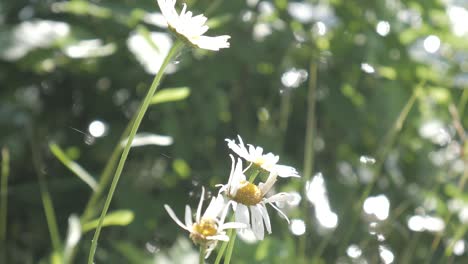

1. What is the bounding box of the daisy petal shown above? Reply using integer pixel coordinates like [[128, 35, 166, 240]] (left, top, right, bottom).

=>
[[259, 204, 271, 234], [250, 205, 264, 240], [184, 205, 193, 227], [235, 204, 250, 227], [206, 234, 229, 241], [196, 187, 205, 223], [220, 222, 247, 230], [164, 204, 190, 231]]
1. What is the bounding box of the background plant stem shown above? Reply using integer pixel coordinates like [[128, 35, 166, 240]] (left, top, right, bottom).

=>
[[31, 131, 62, 260], [87, 40, 184, 264], [0, 147, 10, 263], [299, 59, 317, 261]]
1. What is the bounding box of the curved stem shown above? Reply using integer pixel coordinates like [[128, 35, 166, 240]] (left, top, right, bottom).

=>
[[87, 40, 184, 264]]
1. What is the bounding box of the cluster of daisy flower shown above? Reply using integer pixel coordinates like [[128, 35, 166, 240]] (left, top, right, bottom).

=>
[[164, 136, 300, 258]]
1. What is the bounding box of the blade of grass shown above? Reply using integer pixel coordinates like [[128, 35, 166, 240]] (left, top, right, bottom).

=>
[[49, 143, 97, 191], [31, 133, 62, 260]]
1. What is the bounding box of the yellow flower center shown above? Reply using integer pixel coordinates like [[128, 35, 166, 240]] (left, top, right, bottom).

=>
[[253, 156, 266, 166], [190, 218, 217, 245], [231, 181, 263, 206]]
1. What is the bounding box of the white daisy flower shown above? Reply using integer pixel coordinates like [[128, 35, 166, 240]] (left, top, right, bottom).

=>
[[157, 0, 231, 51], [226, 135, 300, 178], [164, 187, 246, 258], [219, 155, 295, 240]]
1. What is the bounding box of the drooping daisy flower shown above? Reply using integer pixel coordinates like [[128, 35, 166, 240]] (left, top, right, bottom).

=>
[[226, 135, 300, 178], [157, 0, 231, 51], [164, 187, 246, 257], [219, 155, 295, 240]]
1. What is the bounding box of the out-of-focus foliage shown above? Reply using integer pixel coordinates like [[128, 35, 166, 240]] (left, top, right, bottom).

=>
[[2, 0, 468, 263]]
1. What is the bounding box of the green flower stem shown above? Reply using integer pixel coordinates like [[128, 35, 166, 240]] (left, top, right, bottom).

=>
[[87, 40, 184, 264], [199, 244, 206, 264], [81, 114, 136, 222], [248, 167, 261, 183], [214, 229, 231, 264], [223, 230, 237, 264]]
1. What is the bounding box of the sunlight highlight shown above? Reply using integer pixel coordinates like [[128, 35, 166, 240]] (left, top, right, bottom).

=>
[[423, 35, 440, 53], [407, 215, 445, 232], [306, 173, 339, 229], [88, 120, 107, 138], [363, 194, 390, 221], [289, 219, 306, 236], [376, 21, 390, 36]]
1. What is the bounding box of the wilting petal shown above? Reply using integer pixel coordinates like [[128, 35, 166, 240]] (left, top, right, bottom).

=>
[[250, 205, 265, 240], [220, 222, 247, 230], [235, 204, 250, 227], [206, 234, 229, 241], [265, 192, 294, 203], [203, 195, 224, 219], [196, 187, 205, 222], [184, 205, 193, 228], [164, 204, 189, 231], [274, 164, 300, 177], [267, 202, 290, 224], [259, 204, 271, 234]]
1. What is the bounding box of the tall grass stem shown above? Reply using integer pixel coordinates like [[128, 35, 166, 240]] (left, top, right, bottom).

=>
[[299, 60, 317, 260]]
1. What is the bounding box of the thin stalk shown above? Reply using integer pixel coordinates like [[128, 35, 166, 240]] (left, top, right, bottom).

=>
[[87, 41, 184, 264], [457, 87, 468, 118], [31, 136, 62, 257], [214, 229, 231, 264], [300, 60, 317, 261], [81, 114, 136, 222], [339, 86, 420, 254], [223, 230, 237, 264], [0, 148, 10, 263], [248, 167, 261, 183], [199, 244, 206, 264]]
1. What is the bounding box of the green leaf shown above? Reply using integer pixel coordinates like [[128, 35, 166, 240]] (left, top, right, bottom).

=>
[[49, 143, 97, 191], [82, 210, 134, 233], [150, 87, 190, 105]]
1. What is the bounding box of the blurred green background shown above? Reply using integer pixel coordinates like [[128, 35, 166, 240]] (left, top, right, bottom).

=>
[[2, 0, 468, 263]]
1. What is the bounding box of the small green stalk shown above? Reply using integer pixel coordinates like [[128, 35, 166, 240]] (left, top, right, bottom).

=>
[[199, 244, 206, 264], [223, 230, 237, 264], [248, 167, 261, 183], [87, 40, 184, 264], [214, 229, 231, 264]]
